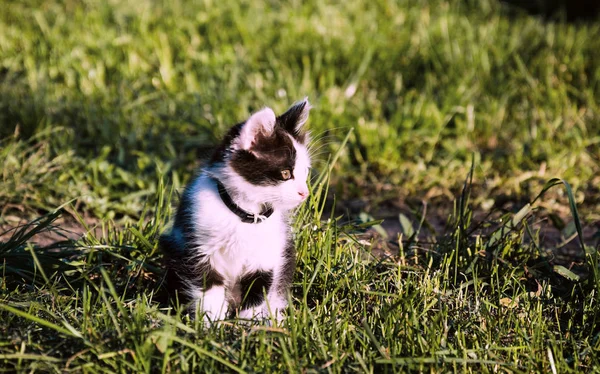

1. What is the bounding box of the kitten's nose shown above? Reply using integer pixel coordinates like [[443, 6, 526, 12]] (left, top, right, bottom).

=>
[[298, 190, 308, 199]]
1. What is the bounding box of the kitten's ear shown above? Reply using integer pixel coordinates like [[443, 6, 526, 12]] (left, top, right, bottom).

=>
[[237, 107, 276, 150], [278, 98, 311, 137]]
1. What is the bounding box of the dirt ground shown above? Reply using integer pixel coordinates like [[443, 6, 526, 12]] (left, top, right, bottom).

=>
[[1, 194, 598, 268]]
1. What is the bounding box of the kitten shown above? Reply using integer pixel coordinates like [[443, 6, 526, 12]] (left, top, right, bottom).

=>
[[160, 98, 311, 323]]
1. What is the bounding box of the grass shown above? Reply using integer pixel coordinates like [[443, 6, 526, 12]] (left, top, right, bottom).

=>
[[1, 165, 599, 372], [1, 0, 599, 372]]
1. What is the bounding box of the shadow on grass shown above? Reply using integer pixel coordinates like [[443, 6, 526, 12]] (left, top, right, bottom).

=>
[[0, 83, 218, 176], [500, 0, 600, 21], [0, 208, 169, 306]]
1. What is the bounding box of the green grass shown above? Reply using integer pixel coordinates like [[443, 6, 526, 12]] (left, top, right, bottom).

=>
[[1, 0, 600, 372], [1, 166, 599, 372]]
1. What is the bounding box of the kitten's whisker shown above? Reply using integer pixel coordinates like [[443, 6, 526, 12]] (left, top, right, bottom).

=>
[[306, 128, 350, 146], [308, 131, 342, 141], [306, 126, 351, 143], [307, 137, 338, 150], [308, 142, 334, 153], [308, 145, 334, 158], [308, 136, 336, 147], [307, 135, 337, 147], [308, 142, 337, 154], [309, 151, 331, 159]]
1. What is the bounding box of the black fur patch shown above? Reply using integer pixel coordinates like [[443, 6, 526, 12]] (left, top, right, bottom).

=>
[[208, 102, 308, 184], [162, 249, 225, 303], [160, 187, 225, 305], [277, 239, 297, 296], [209, 122, 244, 164], [239, 270, 273, 309], [161, 255, 225, 305], [277, 101, 308, 143], [168, 185, 197, 246], [230, 127, 297, 186]]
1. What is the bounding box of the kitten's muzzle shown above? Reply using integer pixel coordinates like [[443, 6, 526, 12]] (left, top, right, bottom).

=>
[[297, 186, 309, 200]]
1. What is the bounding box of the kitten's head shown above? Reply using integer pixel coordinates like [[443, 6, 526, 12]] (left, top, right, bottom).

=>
[[216, 98, 312, 210]]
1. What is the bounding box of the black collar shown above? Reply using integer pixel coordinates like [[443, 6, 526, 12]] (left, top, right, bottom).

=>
[[212, 178, 274, 224]]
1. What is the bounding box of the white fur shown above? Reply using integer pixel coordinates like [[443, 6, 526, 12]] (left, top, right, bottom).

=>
[[238, 292, 287, 322], [191, 285, 228, 321]]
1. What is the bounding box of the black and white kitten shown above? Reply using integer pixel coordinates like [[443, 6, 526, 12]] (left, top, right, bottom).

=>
[[160, 99, 311, 323]]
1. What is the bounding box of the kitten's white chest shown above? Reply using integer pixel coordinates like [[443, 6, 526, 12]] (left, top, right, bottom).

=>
[[190, 175, 288, 279], [210, 216, 287, 279]]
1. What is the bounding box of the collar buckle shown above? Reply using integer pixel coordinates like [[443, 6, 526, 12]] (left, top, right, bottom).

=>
[[213, 178, 274, 224]]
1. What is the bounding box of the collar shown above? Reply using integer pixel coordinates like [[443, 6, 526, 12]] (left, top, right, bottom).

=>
[[212, 178, 274, 224]]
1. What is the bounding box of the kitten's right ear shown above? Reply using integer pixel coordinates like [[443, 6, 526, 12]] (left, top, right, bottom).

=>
[[236, 107, 276, 150], [278, 98, 311, 137]]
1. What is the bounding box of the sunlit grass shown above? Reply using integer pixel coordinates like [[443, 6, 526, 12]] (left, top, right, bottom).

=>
[[1, 160, 599, 372], [1, 0, 599, 372], [1, 0, 599, 219]]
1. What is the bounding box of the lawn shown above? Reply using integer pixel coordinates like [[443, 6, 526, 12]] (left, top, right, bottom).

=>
[[1, 0, 599, 372]]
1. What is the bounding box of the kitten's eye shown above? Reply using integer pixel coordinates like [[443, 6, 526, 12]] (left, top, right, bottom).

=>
[[281, 169, 292, 180]]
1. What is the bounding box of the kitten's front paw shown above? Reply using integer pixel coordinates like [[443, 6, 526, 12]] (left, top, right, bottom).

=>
[[237, 306, 266, 321], [237, 299, 287, 325], [187, 285, 229, 326]]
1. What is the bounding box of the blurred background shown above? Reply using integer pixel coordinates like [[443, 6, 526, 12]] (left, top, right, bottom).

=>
[[1, 0, 599, 231]]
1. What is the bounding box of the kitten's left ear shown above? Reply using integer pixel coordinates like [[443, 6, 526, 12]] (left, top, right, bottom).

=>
[[277, 97, 311, 138]]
